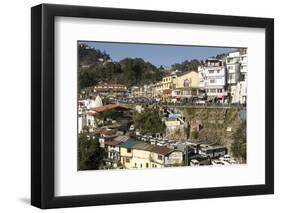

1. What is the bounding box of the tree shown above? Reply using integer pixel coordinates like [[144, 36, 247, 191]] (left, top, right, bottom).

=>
[[171, 59, 202, 71], [78, 133, 105, 170], [231, 121, 247, 162], [133, 109, 166, 134], [191, 130, 199, 139], [78, 47, 166, 90]]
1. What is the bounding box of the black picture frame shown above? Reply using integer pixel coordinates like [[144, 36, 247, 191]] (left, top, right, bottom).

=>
[[31, 3, 274, 209]]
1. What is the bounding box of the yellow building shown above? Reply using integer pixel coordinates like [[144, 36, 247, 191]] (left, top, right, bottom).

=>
[[159, 71, 200, 101], [175, 70, 199, 89], [119, 139, 138, 168], [118, 140, 184, 169], [160, 73, 177, 101], [172, 71, 201, 99]]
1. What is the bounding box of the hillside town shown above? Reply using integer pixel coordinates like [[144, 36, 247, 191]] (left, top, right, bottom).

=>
[[78, 48, 247, 170]]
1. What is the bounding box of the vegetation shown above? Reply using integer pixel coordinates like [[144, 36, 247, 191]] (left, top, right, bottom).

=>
[[100, 109, 121, 121], [215, 53, 228, 60], [191, 130, 199, 139], [231, 121, 247, 162], [78, 44, 165, 90], [78, 132, 105, 170], [79, 44, 110, 66], [133, 109, 166, 134], [171, 59, 203, 71]]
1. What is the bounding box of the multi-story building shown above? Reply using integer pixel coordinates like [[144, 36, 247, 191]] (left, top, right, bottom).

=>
[[239, 53, 247, 104], [94, 83, 127, 96], [198, 58, 227, 102], [131, 86, 143, 97], [151, 82, 162, 98], [171, 70, 202, 100], [117, 139, 184, 169], [160, 72, 177, 101], [226, 50, 247, 104], [226, 51, 241, 85]]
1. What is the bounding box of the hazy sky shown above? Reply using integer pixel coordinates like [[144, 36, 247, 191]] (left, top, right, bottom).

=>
[[80, 41, 236, 67]]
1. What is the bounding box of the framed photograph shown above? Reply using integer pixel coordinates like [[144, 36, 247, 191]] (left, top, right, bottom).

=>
[[31, 3, 274, 209]]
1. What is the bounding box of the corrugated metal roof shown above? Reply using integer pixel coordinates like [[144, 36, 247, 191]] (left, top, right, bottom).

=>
[[113, 135, 129, 143], [150, 146, 173, 155], [117, 138, 138, 149]]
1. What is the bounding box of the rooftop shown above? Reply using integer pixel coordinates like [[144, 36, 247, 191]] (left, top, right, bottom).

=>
[[92, 104, 129, 113], [150, 145, 174, 155], [104, 140, 124, 146], [117, 138, 139, 149], [94, 83, 127, 88], [113, 135, 130, 143]]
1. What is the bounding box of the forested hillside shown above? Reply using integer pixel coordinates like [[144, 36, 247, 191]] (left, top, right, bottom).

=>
[[79, 44, 165, 90]]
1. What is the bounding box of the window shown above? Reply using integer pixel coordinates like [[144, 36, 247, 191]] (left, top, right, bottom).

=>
[[229, 73, 234, 80], [217, 89, 223, 93], [125, 158, 130, 163], [240, 74, 245, 81], [140, 164, 142, 168], [127, 148, 131, 153], [228, 66, 233, 70], [184, 79, 189, 88], [210, 79, 215, 83], [135, 163, 137, 167], [208, 70, 214, 74], [146, 163, 149, 168], [158, 155, 163, 160]]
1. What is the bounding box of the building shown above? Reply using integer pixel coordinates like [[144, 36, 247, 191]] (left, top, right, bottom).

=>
[[94, 83, 127, 96], [171, 70, 202, 100], [98, 128, 121, 148], [78, 105, 87, 133], [131, 86, 143, 97], [225, 50, 247, 104], [118, 139, 139, 168], [78, 95, 103, 131], [239, 53, 247, 104], [118, 139, 184, 169], [198, 58, 227, 102], [198, 145, 227, 158], [78, 94, 130, 132], [160, 72, 177, 101], [226, 51, 241, 85], [104, 135, 129, 164]]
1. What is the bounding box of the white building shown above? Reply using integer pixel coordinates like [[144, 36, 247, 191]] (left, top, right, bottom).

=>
[[78, 95, 103, 132], [239, 53, 247, 104], [226, 50, 247, 104], [198, 58, 227, 101], [78, 106, 87, 133], [226, 51, 241, 85]]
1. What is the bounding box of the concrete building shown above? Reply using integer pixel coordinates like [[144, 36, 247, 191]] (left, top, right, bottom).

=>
[[94, 83, 127, 96], [238, 53, 247, 104], [171, 70, 201, 100], [117, 139, 184, 169], [118, 139, 138, 168], [198, 145, 227, 158], [160, 73, 177, 101], [198, 58, 227, 102], [226, 50, 247, 104]]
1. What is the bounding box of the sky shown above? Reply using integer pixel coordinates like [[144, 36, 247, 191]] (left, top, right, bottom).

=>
[[80, 41, 236, 67]]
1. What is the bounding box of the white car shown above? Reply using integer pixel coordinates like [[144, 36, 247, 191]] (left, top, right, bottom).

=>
[[194, 100, 206, 105], [129, 125, 134, 131], [190, 159, 199, 166]]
